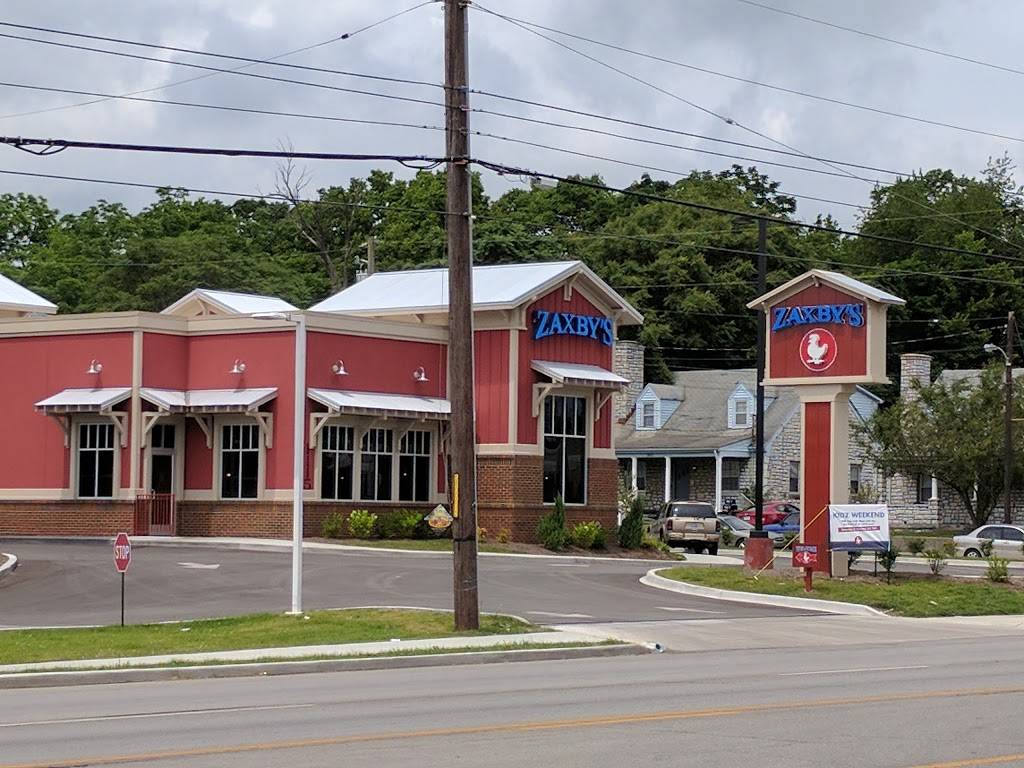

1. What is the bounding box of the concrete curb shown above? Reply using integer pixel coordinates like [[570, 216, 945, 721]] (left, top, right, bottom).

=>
[[0, 553, 17, 580], [0, 643, 646, 689], [640, 568, 889, 617]]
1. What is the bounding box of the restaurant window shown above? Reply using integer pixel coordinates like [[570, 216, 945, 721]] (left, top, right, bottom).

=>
[[850, 463, 862, 496], [221, 423, 260, 499], [543, 395, 587, 504], [399, 430, 431, 502], [361, 428, 394, 501], [150, 423, 175, 449], [320, 425, 354, 500], [789, 461, 800, 495], [77, 422, 115, 498], [722, 458, 742, 491], [641, 402, 655, 429]]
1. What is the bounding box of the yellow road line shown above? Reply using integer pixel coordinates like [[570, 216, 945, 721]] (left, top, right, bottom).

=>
[[4, 685, 1024, 768], [905, 755, 1024, 767]]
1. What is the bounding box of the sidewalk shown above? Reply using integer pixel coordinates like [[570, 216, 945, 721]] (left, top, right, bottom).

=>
[[0, 628, 618, 674]]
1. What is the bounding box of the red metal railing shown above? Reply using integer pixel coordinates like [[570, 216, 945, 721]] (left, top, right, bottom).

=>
[[133, 493, 176, 536]]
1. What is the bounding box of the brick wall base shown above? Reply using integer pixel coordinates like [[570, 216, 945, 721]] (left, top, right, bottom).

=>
[[0, 500, 134, 537]]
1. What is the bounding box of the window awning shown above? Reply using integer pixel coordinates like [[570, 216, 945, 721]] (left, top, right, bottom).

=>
[[532, 360, 629, 390], [140, 388, 277, 413], [35, 387, 131, 413], [308, 388, 451, 420]]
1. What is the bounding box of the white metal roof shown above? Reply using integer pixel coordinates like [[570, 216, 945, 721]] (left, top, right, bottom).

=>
[[309, 260, 643, 324], [531, 360, 629, 389], [140, 388, 277, 412], [35, 387, 130, 412], [308, 388, 451, 420], [747, 269, 905, 309], [0, 272, 57, 315], [161, 288, 298, 316]]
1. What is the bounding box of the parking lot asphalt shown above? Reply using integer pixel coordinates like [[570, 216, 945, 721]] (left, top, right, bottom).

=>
[[0, 540, 817, 628]]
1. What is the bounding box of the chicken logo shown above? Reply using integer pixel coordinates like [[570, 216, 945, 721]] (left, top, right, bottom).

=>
[[800, 328, 838, 372]]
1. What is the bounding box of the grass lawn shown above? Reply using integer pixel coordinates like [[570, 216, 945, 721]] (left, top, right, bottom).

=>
[[659, 567, 1024, 618], [0, 609, 535, 665]]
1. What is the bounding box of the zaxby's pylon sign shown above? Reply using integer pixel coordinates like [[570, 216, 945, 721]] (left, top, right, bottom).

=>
[[748, 271, 905, 574]]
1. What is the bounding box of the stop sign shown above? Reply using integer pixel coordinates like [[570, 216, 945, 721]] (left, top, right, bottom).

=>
[[113, 532, 131, 573]]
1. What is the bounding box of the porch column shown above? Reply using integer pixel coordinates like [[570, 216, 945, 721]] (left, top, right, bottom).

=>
[[930, 475, 939, 501], [663, 456, 671, 503], [630, 456, 638, 493], [714, 450, 723, 514]]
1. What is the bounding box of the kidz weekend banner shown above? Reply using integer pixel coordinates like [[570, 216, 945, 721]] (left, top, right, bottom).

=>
[[828, 504, 891, 552]]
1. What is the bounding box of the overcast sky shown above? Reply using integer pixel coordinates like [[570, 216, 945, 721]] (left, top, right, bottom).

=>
[[0, 0, 1020, 227]]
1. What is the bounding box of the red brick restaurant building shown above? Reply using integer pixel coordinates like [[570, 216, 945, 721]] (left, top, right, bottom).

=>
[[0, 262, 642, 541]]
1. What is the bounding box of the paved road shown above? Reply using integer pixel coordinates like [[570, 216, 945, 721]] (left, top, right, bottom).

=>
[[0, 541, 814, 628], [3, 635, 1024, 767]]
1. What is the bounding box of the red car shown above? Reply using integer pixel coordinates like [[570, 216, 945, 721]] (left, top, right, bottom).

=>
[[734, 501, 799, 527]]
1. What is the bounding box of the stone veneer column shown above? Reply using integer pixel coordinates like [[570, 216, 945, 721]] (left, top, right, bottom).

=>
[[612, 340, 644, 421]]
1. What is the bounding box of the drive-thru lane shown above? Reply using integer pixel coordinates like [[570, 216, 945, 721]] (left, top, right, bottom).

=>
[[0, 540, 816, 627]]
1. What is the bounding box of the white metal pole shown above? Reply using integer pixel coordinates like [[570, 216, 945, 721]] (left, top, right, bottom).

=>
[[291, 314, 306, 614]]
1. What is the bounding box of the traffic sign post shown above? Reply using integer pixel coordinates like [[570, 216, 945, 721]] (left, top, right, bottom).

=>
[[113, 532, 131, 626], [793, 543, 818, 592]]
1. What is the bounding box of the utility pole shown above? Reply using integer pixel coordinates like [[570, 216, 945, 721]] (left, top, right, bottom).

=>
[[754, 219, 767, 533], [1004, 311, 1015, 523], [366, 235, 376, 277], [444, 0, 480, 630]]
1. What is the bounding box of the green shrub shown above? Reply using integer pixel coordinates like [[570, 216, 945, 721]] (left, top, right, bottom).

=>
[[592, 522, 606, 550], [924, 547, 948, 575], [987, 555, 1010, 583], [378, 510, 422, 539], [569, 521, 604, 550], [477, 527, 488, 544], [878, 546, 901, 584], [641, 533, 672, 555], [321, 511, 345, 539], [905, 537, 926, 556], [720, 526, 735, 547], [537, 495, 567, 551], [980, 539, 994, 558], [618, 495, 646, 549], [347, 509, 378, 539], [497, 528, 511, 544]]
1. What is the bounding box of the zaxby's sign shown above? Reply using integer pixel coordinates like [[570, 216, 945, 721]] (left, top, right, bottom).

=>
[[533, 311, 614, 347]]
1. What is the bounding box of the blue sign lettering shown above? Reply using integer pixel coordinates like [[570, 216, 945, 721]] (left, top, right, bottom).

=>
[[771, 302, 865, 332], [533, 310, 614, 346]]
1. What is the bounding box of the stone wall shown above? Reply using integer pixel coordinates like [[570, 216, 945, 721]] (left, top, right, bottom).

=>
[[612, 340, 644, 422]]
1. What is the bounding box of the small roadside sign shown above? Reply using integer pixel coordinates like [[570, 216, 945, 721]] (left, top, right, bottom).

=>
[[425, 504, 453, 533], [793, 543, 818, 567], [113, 532, 131, 573]]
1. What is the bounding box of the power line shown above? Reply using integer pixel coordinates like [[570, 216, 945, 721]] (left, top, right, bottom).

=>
[[0, 19, 441, 91], [0, 136, 447, 166], [734, 0, 1024, 80], [472, 5, 1024, 256], [0, 32, 444, 110], [0, 0, 438, 121], [470, 4, 1024, 145]]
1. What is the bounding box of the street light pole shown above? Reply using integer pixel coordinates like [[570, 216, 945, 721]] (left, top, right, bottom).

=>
[[1005, 313, 1015, 524], [253, 311, 306, 614]]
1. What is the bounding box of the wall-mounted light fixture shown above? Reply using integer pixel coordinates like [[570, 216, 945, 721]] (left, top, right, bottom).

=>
[[230, 359, 247, 375], [413, 366, 429, 382], [331, 360, 349, 376], [87, 359, 103, 375]]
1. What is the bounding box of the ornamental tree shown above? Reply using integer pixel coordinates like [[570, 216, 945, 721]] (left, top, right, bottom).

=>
[[858, 364, 1024, 527]]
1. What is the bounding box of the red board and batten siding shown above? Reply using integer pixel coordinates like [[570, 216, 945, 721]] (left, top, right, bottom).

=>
[[769, 285, 867, 380], [0, 332, 133, 490], [516, 289, 614, 448], [803, 401, 831, 572], [474, 329, 509, 444]]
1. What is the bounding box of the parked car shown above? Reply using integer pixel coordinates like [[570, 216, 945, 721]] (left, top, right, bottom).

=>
[[954, 524, 1024, 560], [651, 501, 721, 555], [718, 515, 785, 549], [734, 501, 799, 527], [764, 511, 801, 536]]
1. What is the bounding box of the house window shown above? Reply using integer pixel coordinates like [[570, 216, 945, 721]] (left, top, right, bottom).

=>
[[77, 422, 115, 498], [221, 424, 259, 499], [360, 428, 394, 501], [399, 430, 432, 502], [789, 461, 800, 495], [636, 461, 647, 491], [543, 395, 587, 504], [722, 459, 743, 491], [734, 398, 750, 428], [150, 423, 175, 449], [850, 463, 862, 496], [320, 425, 354, 500], [915, 473, 932, 504], [641, 402, 655, 429]]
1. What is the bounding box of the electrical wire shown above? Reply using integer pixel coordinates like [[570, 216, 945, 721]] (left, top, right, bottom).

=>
[[0, 0, 438, 121]]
